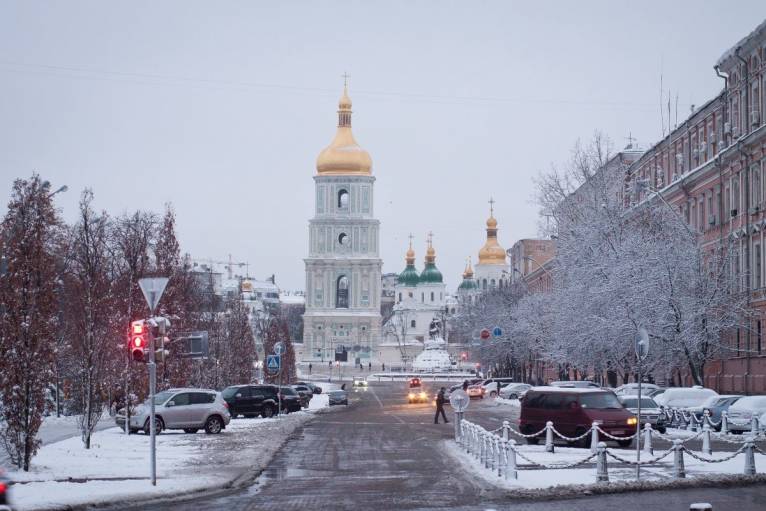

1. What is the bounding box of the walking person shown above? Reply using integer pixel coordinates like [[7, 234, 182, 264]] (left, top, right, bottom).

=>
[[309, 363, 312, 375], [434, 387, 449, 424]]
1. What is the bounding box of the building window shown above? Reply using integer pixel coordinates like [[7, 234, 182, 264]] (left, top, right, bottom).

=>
[[758, 320, 763, 354], [482, 279, 487, 290], [338, 189, 349, 209], [336, 275, 349, 309], [752, 164, 762, 207], [732, 176, 740, 214], [398, 292, 402, 302], [755, 244, 762, 289], [430, 291, 434, 302], [410, 320, 416, 328], [408, 291, 413, 298], [490, 279, 496, 288], [421, 292, 424, 302]]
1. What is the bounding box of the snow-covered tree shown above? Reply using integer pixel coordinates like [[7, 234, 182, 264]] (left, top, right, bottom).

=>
[[0, 175, 61, 470]]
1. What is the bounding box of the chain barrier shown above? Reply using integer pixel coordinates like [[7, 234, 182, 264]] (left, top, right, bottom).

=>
[[683, 444, 746, 463], [506, 425, 547, 439], [605, 447, 674, 465], [595, 426, 639, 441], [549, 424, 595, 442], [513, 449, 598, 469], [653, 429, 704, 444]]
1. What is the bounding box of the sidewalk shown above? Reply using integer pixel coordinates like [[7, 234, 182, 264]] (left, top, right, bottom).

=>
[[6, 396, 333, 511]]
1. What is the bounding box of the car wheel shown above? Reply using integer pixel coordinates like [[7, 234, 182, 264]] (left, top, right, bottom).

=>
[[508, 393, 518, 400], [143, 417, 163, 435], [490, 391, 497, 398], [205, 416, 223, 434], [262, 405, 275, 418], [617, 439, 632, 448], [183, 428, 198, 434], [657, 426, 667, 434]]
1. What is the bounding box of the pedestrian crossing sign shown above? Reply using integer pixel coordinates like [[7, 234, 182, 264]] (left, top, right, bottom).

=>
[[266, 354, 281, 374]]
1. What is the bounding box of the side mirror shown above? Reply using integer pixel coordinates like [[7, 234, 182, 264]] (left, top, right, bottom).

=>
[[235, 393, 242, 398], [166, 401, 175, 407]]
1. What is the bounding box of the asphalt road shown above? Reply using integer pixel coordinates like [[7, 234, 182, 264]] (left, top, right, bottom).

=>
[[120, 382, 766, 511]]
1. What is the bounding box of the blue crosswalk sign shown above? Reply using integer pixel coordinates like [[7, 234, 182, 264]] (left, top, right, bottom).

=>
[[266, 354, 281, 372]]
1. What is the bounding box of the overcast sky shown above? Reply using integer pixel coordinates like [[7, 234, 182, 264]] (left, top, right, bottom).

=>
[[1, 1, 764, 290]]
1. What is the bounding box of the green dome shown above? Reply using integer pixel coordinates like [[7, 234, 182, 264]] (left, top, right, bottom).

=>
[[399, 264, 420, 287], [419, 262, 443, 284], [458, 278, 478, 290]]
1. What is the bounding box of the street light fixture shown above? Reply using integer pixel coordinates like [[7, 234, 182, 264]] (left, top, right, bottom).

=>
[[45, 183, 68, 198]]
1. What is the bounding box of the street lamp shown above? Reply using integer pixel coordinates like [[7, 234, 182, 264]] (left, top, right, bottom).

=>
[[43, 182, 68, 198]]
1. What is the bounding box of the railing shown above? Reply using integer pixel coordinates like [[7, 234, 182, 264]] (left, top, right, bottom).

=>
[[455, 418, 764, 483], [660, 407, 761, 437]]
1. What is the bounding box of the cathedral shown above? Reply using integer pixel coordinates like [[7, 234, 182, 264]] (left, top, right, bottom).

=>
[[302, 83, 383, 365]]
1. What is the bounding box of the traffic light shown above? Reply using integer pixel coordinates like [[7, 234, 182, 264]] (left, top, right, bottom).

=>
[[129, 320, 147, 363]]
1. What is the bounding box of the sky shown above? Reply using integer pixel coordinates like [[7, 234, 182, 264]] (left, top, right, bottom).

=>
[[1, 1, 765, 291]]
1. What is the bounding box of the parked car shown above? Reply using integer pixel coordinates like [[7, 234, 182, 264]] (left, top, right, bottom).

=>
[[328, 389, 348, 406], [519, 387, 637, 447], [481, 378, 516, 397], [499, 383, 532, 400], [726, 396, 766, 433], [614, 383, 661, 395], [295, 381, 323, 394], [278, 386, 303, 413], [116, 388, 230, 434], [0, 468, 10, 511], [645, 388, 666, 399], [689, 395, 742, 430], [292, 385, 313, 408], [222, 384, 281, 418], [653, 387, 718, 411], [549, 380, 600, 389], [449, 379, 482, 393], [618, 395, 666, 433], [466, 383, 485, 399]]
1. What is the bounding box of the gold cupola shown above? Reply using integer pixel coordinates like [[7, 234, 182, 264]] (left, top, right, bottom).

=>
[[478, 199, 507, 265], [316, 80, 372, 175], [462, 257, 475, 279]]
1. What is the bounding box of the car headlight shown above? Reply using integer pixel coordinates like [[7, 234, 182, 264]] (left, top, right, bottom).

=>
[[408, 393, 415, 399], [627, 417, 638, 426], [419, 392, 427, 399]]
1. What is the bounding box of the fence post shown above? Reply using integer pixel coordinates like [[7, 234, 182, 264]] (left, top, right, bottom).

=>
[[480, 432, 486, 464], [485, 434, 493, 470], [590, 422, 599, 453], [703, 409, 711, 429], [673, 439, 685, 479], [545, 421, 555, 453], [502, 420, 510, 442], [643, 423, 653, 455], [750, 415, 760, 436], [702, 423, 712, 456], [721, 411, 729, 435], [596, 442, 608, 483], [744, 436, 756, 476], [495, 437, 503, 476], [505, 439, 518, 480]]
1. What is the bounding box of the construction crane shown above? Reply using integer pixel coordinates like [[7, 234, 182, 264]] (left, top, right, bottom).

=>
[[192, 254, 249, 280]]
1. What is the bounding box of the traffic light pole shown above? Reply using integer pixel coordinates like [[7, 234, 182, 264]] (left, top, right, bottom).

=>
[[148, 321, 157, 486]]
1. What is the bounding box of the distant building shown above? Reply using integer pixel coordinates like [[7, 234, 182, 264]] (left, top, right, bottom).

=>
[[474, 201, 511, 290]]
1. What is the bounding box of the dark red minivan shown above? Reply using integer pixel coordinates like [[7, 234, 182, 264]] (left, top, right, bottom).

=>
[[519, 387, 637, 447]]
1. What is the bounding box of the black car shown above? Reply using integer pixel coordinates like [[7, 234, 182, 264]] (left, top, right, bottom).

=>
[[296, 381, 323, 394], [278, 386, 303, 413], [292, 385, 313, 408], [328, 389, 348, 406], [222, 384, 280, 418]]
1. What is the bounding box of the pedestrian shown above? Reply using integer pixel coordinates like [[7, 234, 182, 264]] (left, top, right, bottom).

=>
[[309, 363, 312, 375], [434, 387, 449, 424], [368, 362, 371, 371], [382, 363, 386, 371], [462, 379, 469, 392], [329, 360, 332, 369]]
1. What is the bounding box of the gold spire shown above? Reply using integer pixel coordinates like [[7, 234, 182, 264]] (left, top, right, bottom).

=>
[[316, 77, 372, 175], [425, 231, 436, 264], [405, 233, 415, 265], [478, 199, 506, 265], [463, 256, 474, 278]]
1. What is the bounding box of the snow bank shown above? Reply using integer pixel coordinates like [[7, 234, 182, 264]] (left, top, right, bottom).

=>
[[494, 397, 520, 408], [309, 393, 330, 410]]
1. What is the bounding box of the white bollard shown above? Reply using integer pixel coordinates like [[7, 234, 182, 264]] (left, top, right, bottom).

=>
[[702, 423, 712, 456], [689, 504, 713, 510], [643, 423, 653, 455], [744, 436, 756, 476], [495, 437, 503, 476], [721, 411, 729, 435], [703, 409, 712, 429], [673, 439, 686, 479], [505, 439, 518, 480], [545, 421, 555, 453], [502, 420, 510, 442], [750, 415, 759, 436], [596, 441, 608, 482], [590, 422, 599, 453]]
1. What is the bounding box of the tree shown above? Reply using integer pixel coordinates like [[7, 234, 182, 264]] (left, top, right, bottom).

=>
[[262, 317, 296, 384], [0, 175, 61, 470]]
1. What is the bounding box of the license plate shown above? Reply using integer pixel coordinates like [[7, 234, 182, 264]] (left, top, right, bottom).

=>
[[611, 430, 625, 435]]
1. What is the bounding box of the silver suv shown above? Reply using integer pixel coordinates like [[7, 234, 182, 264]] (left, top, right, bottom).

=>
[[116, 388, 231, 435]]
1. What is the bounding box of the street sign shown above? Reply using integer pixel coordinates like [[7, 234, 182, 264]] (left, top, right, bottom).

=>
[[138, 277, 169, 313], [176, 331, 209, 359], [449, 389, 470, 412], [266, 354, 281, 374], [635, 327, 650, 360], [492, 326, 503, 338], [273, 342, 285, 355], [479, 329, 491, 340]]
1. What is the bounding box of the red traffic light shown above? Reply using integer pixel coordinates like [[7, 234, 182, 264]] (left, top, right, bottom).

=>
[[480, 329, 491, 340], [129, 320, 147, 363]]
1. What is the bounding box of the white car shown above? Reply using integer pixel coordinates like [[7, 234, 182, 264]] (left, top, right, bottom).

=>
[[481, 378, 516, 397], [466, 384, 485, 399], [499, 383, 532, 400], [653, 387, 718, 410], [726, 396, 766, 433], [615, 383, 661, 395]]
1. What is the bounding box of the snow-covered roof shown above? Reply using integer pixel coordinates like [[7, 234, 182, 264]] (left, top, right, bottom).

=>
[[279, 293, 305, 305], [528, 386, 605, 394], [716, 19, 766, 68]]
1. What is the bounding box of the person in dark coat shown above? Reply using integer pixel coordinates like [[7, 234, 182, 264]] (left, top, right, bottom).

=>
[[434, 387, 449, 424]]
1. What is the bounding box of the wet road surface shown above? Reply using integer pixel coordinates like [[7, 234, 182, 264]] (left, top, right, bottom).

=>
[[119, 382, 766, 511]]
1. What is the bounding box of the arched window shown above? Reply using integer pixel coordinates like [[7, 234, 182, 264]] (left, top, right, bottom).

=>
[[410, 320, 416, 328], [338, 189, 349, 209], [421, 292, 425, 302], [398, 292, 402, 302], [490, 279, 496, 288], [482, 279, 487, 290], [430, 291, 434, 302], [336, 275, 349, 308]]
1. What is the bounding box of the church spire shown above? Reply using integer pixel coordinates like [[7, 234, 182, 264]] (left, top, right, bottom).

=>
[[338, 72, 352, 127]]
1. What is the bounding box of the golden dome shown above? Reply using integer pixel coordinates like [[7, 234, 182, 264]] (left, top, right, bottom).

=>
[[463, 257, 474, 278], [478, 205, 507, 265], [316, 83, 372, 175], [405, 236, 416, 265], [241, 279, 253, 292]]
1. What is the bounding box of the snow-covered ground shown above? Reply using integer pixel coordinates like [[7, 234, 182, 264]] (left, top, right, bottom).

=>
[[444, 439, 761, 492], [493, 397, 520, 408], [6, 394, 331, 511]]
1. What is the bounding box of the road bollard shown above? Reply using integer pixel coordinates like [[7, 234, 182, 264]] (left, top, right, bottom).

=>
[[643, 423, 653, 455], [703, 409, 711, 429], [590, 422, 599, 453], [750, 415, 759, 436], [721, 411, 729, 435], [673, 439, 685, 479], [485, 435, 493, 470], [502, 420, 510, 442], [689, 504, 713, 510], [505, 439, 518, 480], [744, 436, 756, 476], [495, 437, 503, 476], [455, 411, 464, 443], [702, 423, 712, 456], [545, 421, 555, 453], [596, 441, 608, 482], [480, 432, 486, 464]]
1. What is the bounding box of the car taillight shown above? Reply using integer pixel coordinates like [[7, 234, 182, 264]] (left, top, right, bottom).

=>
[[0, 482, 6, 494], [222, 402, 229, 408]]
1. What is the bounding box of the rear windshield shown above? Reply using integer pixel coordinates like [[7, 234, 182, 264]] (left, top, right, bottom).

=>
[[580, 393, 623, 409], [280, 387, 297, 395], [221, 387, 239, 399], [621, 397, 658, 408]]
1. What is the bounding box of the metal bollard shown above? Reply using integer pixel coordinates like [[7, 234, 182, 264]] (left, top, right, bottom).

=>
[[689, 504, 713, 510], [505, 439, 518, 480], [643, 423, 653, 455], [702, 423, 712, 456], [721, 411, 729, 435], [744, 436, 756, 476], [545, 421, 555, 453], [596, 441, 608, 482], [673, 439, 686, 479], [502, 420, 510, 442], [590, 422, 599, 453]]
